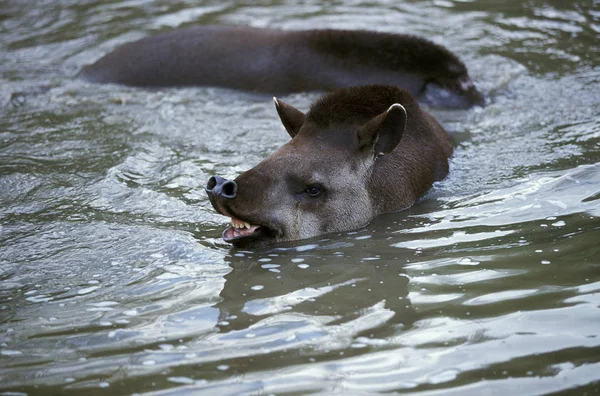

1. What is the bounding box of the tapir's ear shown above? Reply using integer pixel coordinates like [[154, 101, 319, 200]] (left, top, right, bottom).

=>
[[274, 97, 305, 138], [357, 104, 407, 155]]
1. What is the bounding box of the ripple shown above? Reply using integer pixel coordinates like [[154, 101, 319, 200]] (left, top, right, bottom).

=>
[[463, 289, 539, 306], [412, 269, 525, 286]]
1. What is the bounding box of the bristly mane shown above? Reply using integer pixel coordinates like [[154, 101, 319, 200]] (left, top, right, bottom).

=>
[[306, 85, 418, 127], [305, 29, 467, 79]]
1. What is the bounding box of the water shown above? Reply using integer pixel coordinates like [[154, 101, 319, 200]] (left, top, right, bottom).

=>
[[1, 0, 599, 394]]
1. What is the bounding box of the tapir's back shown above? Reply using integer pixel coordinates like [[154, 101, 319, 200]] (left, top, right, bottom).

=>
[[80, 25, 483, 108], [80, 26, 288, 90]]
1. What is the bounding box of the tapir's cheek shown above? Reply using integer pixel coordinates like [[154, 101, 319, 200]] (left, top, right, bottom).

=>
[[295, 212, 324, 240]]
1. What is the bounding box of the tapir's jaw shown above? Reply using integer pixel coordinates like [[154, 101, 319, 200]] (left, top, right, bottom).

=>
[[206, 191, 281, 247], [220, 214, 282, 247], [222, 216, 264, 245]]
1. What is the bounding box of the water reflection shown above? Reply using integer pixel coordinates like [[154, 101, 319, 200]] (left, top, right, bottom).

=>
[[217, 248, 416, 333]]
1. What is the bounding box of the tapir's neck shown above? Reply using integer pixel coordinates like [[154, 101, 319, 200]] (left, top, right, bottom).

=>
[[368, 111, 453, 215]]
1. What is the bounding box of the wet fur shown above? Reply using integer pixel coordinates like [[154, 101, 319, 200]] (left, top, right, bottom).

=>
[[81, 25, 483, 108], [210, 85, 453, 247]]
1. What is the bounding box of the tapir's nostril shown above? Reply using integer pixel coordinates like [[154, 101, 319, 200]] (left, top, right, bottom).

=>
[[206, 176, 218, 191], [221, 180, 237, 198], [206, 175, 236, 199]]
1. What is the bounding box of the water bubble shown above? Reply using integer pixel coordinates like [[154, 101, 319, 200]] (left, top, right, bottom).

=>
[[261, 264, 280, 269], [1, 350, 23, 356], [457, 257, 480, 266], [251, 285, 264, 291], [26, 295, 52, 303], [296, 244, 317, 252], [78, 286, 100, 295], [168, 377, 195, 384], [158, 344, 174, 351], [92, 301, 119, 307]]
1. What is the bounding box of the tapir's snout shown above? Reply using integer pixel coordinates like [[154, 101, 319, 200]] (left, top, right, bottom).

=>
[[205, 175, 272, 246], [205, 176, 237, 215], [458, 76, 485, 107]]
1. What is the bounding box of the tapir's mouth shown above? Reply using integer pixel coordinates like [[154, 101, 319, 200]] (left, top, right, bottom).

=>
[[221, 215, 278, 247], [207, 189, 279, 246], [223, 216, 263, 243]]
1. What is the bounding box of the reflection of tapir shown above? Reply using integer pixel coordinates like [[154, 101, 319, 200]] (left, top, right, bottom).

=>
[[80, 25, 483, 108], [206, 85, 452, 247], [216, 250, 417, 333]]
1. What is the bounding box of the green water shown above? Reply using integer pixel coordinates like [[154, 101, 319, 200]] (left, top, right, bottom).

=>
[[1, 0, 599, 394]]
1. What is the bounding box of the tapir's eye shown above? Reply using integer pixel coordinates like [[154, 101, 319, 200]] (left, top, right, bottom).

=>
[[305, 184, 323, 198]]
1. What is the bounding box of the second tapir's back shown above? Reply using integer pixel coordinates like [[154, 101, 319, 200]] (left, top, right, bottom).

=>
[[305, 85, 453, 215]]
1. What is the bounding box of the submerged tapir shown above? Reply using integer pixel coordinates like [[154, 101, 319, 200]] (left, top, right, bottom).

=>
[[205, 85, 453, 247], [81, 25, 483, 108]]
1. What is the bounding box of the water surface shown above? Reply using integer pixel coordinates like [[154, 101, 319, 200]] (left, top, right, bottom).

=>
[[1, 0, 599, 394]]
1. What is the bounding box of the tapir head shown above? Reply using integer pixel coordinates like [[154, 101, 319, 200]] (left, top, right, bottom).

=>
[[206, 89, 409, 247]]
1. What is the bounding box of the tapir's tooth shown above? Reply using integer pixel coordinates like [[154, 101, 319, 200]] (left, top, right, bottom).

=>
[[229, 218, 253, 229]]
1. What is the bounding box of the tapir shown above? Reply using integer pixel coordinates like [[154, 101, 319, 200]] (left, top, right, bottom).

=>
[[81, 25, 483, 108], [205, 85, 453, 247]]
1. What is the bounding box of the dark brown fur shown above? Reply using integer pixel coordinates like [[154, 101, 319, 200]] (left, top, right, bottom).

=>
[[206, 85, 453, 247], [81, 25, 483, 108], [306, 85, 451, 213], [304, 29, 467, 88]]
